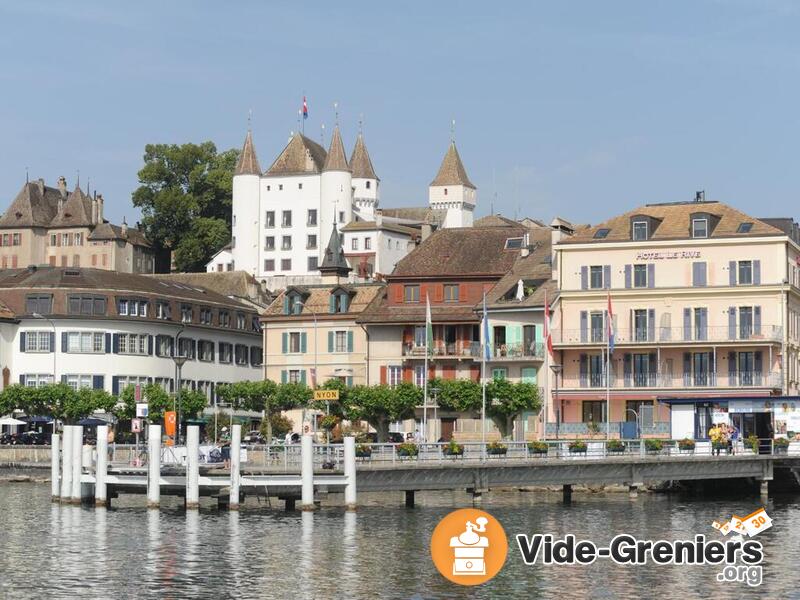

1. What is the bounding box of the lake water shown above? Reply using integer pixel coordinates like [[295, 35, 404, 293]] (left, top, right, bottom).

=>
[[0, 482, 797, 599]]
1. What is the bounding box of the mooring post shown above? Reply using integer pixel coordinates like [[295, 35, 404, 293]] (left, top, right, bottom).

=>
[[50, 432, 60, 502], [70, 425, 83, 504], [759, 480, 769, 498], [629, 484, 640, 500], [230, 424, 241, 510], [563, 484, 573, 504], [301, 434, 315, 511], [60, 426, 72, 503], [147, 424, 161, 509], [344, 436, 357, 511], [186, 425, 200, 510], [405, 490, 415, 508], [96, 425, 108, 507]]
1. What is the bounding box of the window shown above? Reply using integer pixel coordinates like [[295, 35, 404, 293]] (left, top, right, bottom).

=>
[[25, 294, 52, 315], [236, 313, 246, 329], [118, 298, 147, 317], [251, 316, 262, 333], [265, 211, 275, 228], [366, 181, 371, 189], [632, 221, 648, 241], [692, 218, 708, 238], [50, 234, 57, 247], [68, 295, 107, 316], [492, 368, 508, 380], [334, 331, 348, 352], [178, 338, 196, 359], [66, 332, 105, 353], [281, 259, 292, 271], [352, 238, 359, 250], [307, 209, 317, 226], [590, 312, 605, 343], [288, 370, 302, 383], [218, 342, 233, 364], [62, 233, 70, 246], [181, 304, 193, 323], [633, 309, 648, 341], [282, 210, 292, 227], [331, 292, 349, 313], [279, 184, 283, 191], [118, 333, 148, 355], [694, 307, 708, 341], [593, 228, 610, 239], [250, 347, 263, 367], [633, 264, 647, 288], [12, 233, 20, 245], [265, 236, 275, 251], [219, 311, 231, 327], [266, 185, 271, 192], [264, 259, 275, 271], [413, 325, 426, 348], [308, 256, 318, 271], [62, 374, 91, 390], [444, 284, 459, 302], [235, 344, 249, 365], [74, 233, 83, 246], [24, 331, 51, 352], [504, 237, 523, 249], [23, 374, 53, 387], [364, 237, 371, 250], [414, 365, 426, 387], [338, 211, 345, 223], [281, 236, 292, 250], [627, 400, 654, 427], [198, 340, 215, 362], [404, 285, 420, 303], [388, 365, 402, 387], [199, 308, 213, 325], [589, 266, 604, 289], [307, 235, 317, 249], [737, 222, 753, 233], [156, 301, 171, 320], [582, 401, 604, 423], [298, 183, 303, 190], [739, 306, 754, 339], [737, 261, 753, 285]]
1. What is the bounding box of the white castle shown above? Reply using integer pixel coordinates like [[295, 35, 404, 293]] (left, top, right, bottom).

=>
[[207, 125, 477, 287]]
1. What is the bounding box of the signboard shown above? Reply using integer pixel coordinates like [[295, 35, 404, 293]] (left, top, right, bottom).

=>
[[132, 418, 142, 433], [134, 384, 142, 403], [635, 250, 701, 261], [314, 390, 340, 401], [164, 411, 177, 437], [136, 403, 149, 418]]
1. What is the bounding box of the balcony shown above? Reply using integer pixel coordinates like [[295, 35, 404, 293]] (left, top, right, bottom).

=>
[[553, 325, 782, 346], [490, 342, 544, 361], [403, 340, 480, 358], [560, 371, 782, 390]]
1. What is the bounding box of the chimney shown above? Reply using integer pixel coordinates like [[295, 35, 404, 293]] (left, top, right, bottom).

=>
[[91, 192, 98, 225], [520, 232, 530, 257], [57, 176, 67, 198], [121, 217, 128, 237], [421, 223, 433, 241], [376, 212, 383, 228], [96, 194, 104, 223], [36, 178, 45, 196]]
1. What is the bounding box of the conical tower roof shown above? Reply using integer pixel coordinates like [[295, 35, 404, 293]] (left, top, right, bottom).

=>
[[430, 142, 475, 189], [349, 133, 378, 180], [235, 130, 261, 175], [50, 183, 93, 227], [319, 222, 351, 276], [323, 126, 350, 172]]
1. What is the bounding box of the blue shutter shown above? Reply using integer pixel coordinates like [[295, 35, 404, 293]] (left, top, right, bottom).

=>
[[647, 264, 655, 288], [683, 353, 691, 386], [61, 332, 68, 352], [281, 370, 287, 384], [19, 332, 26, 352], [647, 309, 655, 342], [283, 296, 290, 314], [580, 266, 588, 290], [148, 335, 154, 355], [328, 331, 334, 352], [754, 306, 761, 335], [105, 333, 111, 353], [281, 332, 288, 354], [624, 265, 631, 289], [693, 262, 706, 287], [346, 376, 353, 387], [50, 332, 55, 353], [92, 375, 104, 390], [753, 260, 761, 285], [300, 370, 307, 384], [728, 307, 737, 340], [112, 376, 120, 396], [61, 375, 67, 384], [342, 295, 350, 312], [19, 374, 25, 385], [623, 353, 632, 387], [300, 332, 307, 353], [329, 295, 336, 313], [729, 261, 737, 286], [603, 265, 611, 289], [728, 351, 736, 384], [113, 333, 120, 353], [347, 331, 354, 353], [698, 308, 707, 341], [580, 311, 588, 343], [683, 308, 691, 340]]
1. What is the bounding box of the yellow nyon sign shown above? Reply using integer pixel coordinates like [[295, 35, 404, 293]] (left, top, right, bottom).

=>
[[314, 390, 340, 401]]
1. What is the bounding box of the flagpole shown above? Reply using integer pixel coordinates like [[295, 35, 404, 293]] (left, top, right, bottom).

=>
[[606, 293, 611, 440], [423, 293, 431, 444], [481, 291, 487, 461]]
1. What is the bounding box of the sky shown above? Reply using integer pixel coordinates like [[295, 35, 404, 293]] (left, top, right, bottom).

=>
[[1, 1, 800, 228]]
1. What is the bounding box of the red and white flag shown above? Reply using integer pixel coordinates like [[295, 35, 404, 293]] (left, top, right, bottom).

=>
[[544, 291, 554, 358]]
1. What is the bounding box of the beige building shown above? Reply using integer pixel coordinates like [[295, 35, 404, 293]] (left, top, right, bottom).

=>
[[0, 177, 154, 273], [550, 198, 800, 441]]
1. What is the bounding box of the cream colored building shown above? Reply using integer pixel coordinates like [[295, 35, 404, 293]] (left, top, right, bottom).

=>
[[549, 199, 800, 441]]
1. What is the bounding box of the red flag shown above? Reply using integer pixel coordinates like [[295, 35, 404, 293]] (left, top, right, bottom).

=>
[[302, 96, 308, 119], [544, 291, 554, 358]]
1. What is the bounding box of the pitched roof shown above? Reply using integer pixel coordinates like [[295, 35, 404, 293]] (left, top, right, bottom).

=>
[[340, 220, 419, 237], [0, 298, 15, 320], [349, 133, 378, 180], [149, 271, 272, 309], [562, 200, 784, 244], [235, 130, 261, 175], [319, 223, 352, 276], [323, 126, 350, 172], [264, 284, 383, 318], [49, 184, 93, 227], [430, 142, 475, 189], [88, 222, 151, 247], [266, 133, 328, 176], [356, 287, 480, 324], [391, 224, 526, 278], [0, 181, 63, 228], [474, 214, 523, 228], [484, 227, 555, 308]]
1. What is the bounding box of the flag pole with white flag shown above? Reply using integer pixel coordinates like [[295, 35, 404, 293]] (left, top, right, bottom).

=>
[[423, 293, 433, 443], [544, 290, 553, 440], [606, 290, 615, 440], [481, 291, 490, 460]]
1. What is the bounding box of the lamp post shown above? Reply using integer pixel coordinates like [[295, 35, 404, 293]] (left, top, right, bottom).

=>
[[172, 355, 188, 445], [297, 302, 321, 437], [429, 386, 440, 442], [550, 363, 563, 440]]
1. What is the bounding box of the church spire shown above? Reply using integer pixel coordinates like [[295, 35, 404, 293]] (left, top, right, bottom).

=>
[[319, 221, 351, 279], [322, 125, 350, 172], [430, 141, 475, 189], [235, 130, 261, 176], [349, 133, 378, 180]]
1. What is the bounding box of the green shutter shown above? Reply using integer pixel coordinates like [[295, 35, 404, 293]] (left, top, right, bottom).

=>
[[329, 295, 336, 313], [300, 332, 307, 353], [282, 332, 288, 354], [521, 367, 537, 384], [281, 370, 287, 384], [342, 295, 350, 312], [347, 331, 354, 353], [300, 370, 307, 384], [283, 297, 289, 314], [347, 376, 353, 387], [328, 331, 334, 352]]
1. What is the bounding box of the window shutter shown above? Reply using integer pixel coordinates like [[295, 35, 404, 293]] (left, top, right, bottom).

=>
[[61, 332, 68, 352], [647, 264, 655, 288], [683, 308, 691, 340], [728, 307, 737, 340], [647, 309, 655, 342], [300, 332, 307, 353], [329, 295, 336, 313], [148, 335, 154, 355], [393, 285, 403, 303], [19, 374, 25, 385], [580, 311, 588, 343], [92, 375, 104, 390], [281, 370, 287, 384], [60, 374, 67, 384], [434, 285, 443, 302], [623, 353, 632, 386], [300, 370, 307, 384], [579, 354, 588, 386], [603, 265, 611, 289], [347, 331, 354, 353], [698, 308, 708, 341], [692, 262, 707, 287], [649, 353, 657, 378], [580, 266, 588, 290], [347, 376, 353, 387], [19, 332, 25, 352], [283, 296, 290, 314], [113, 333, 120, 354], [624, 265, 632, 289], [111, 376, 120, 396], [379, 366, 387, 385], [753, 260, 761, 285], [754, 306, 761, 335], [50, 332, 55, 353], [328, 331, 334, 353], [403, 366, 413, 383], [105, 333, 111, 354], [754, 351, 763, 384], [729, 261, 737, 286], [342, 295, 349, 312], [728, 351, 736, 382], [281, 332, 288, 354], [683, 353, 691, 386]]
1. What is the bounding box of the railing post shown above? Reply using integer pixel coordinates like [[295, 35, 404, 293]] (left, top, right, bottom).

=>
[[50, 432, 60, 501], [60, 426, 72, 503], [230, 424, 241, 510], [70, 425, 83, 504], [186, 425, 200, 510], [301, 434, 315, 511], [147, 424, 161, 509], [96, 425, 108, 507], [344, 436, 357, 511]]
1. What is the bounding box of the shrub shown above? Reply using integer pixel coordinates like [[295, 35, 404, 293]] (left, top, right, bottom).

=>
[[528, 441, 549, 454], [774, 437, 790, 449], [678, 438, 696, 450], [607, 439, 625, 452], [745, 435, 759, 452], [443, 440, 464, 455], [568, 440, 588, 453], [486, 441, 508, 455], [644, 439, 663, 452], [397, 442, 419, 456], [355, 444, 372, 457]]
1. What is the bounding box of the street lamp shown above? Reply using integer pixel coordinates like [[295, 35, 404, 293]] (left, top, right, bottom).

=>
[[429, 386, 440, 442], [550, 363, 563, 440], [297, 301, 320, 436], [172, 354, 188, 445]]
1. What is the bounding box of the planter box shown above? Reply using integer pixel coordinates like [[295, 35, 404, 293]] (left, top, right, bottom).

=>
[[443, 450, 464, 457], [487, 449, 508, 456], [355, 451, 372, 458], [773, 446, 788, 455], [607, 447, 626, 454]]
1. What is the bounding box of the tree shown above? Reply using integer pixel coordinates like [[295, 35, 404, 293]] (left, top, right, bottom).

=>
[[132, 142, 239, 272], [0, 384, 116, 423], [343, 383, 420, 442], [217, 380, 301, 440], [433, 378, 482, 412], [117, 384, 172, 423], [485, 378, 541, 439]]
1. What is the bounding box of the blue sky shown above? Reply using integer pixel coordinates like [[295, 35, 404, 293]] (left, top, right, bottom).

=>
[[1, 1, 800, 227]]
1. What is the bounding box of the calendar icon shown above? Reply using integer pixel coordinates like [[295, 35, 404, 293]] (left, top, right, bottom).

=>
[[741, 508, 772, 537]]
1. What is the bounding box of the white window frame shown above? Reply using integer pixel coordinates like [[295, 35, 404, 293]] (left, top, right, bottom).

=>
[[25, 331, 51, 352], [413, 365, 426, 388], [66, 331, 105, 354], [388, 365, 402, 388], [334, 330, 347, 353], [692, 218, 708, 239], [65, 374, 93, 390], [632, 220, 648, 241], [24, 374, 54, 387]]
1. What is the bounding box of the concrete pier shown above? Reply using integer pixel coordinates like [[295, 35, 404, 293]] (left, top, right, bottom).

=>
[[60, 426, 72, 503], [229, 424, 241, 510], [50, 433, 60, 501], [563, 484, 573, 504], [186, 426, 200, 510], [344, 436, 357, 511], [405, 490, 415, 508], [301, 435, 315, 511], [760, 480, 769, 498], [70, 425, 83, 504], [95, 425, 108, 507], [147, 424, 161, 509]]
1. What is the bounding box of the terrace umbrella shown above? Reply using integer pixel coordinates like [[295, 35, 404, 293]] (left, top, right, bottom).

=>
[[77, 417, 110, 426], [0, 417, 27, 426]]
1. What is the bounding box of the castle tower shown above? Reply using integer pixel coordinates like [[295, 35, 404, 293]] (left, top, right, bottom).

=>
[[428, 141, 476, 228], [350, 132, 379, 217], [318, 221, 352, 285], [320, 125, 353, 263], [231, 129, 261, 275]]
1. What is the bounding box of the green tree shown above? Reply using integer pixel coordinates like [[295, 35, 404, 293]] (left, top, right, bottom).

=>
[[117, 384, 172, 423], [485, 378, 541, 439], [132, 142, 239, 272], [343, 383, 420, 442], [433, 378, 482, 412], [0, 384, 116, 424]]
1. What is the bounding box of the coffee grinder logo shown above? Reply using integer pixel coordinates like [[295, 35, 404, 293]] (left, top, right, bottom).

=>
[[430, 509, 508, 586]]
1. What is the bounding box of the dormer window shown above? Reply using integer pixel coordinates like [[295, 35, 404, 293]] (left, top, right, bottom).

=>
[[366, 181, 371, 189], [505, 237, 523, 250], [692, 218, 708, 238], [284, 292, 304, 315], [632, 220, 648, 241], [330, 290, 350, 313]]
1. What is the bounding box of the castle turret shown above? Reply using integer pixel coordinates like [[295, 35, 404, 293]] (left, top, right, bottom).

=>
[[428, 141, 476, 228], [231, 130, 262, 276], [320, 126, 353, 263], [350, 132, 379, 217], [319, 221, 351, 284]]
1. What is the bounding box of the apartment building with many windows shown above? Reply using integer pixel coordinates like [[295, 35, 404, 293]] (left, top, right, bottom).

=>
[[550, 199, 800, 441]]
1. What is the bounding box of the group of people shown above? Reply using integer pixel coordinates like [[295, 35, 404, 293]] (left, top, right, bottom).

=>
[[709, 422, 740, 455]]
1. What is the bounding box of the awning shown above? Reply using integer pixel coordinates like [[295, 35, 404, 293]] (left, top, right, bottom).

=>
[[22, 416, 53, 423], [658, 395, 800, 405], [77, 417, 112, 426], [0, 417, 27, 426]]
